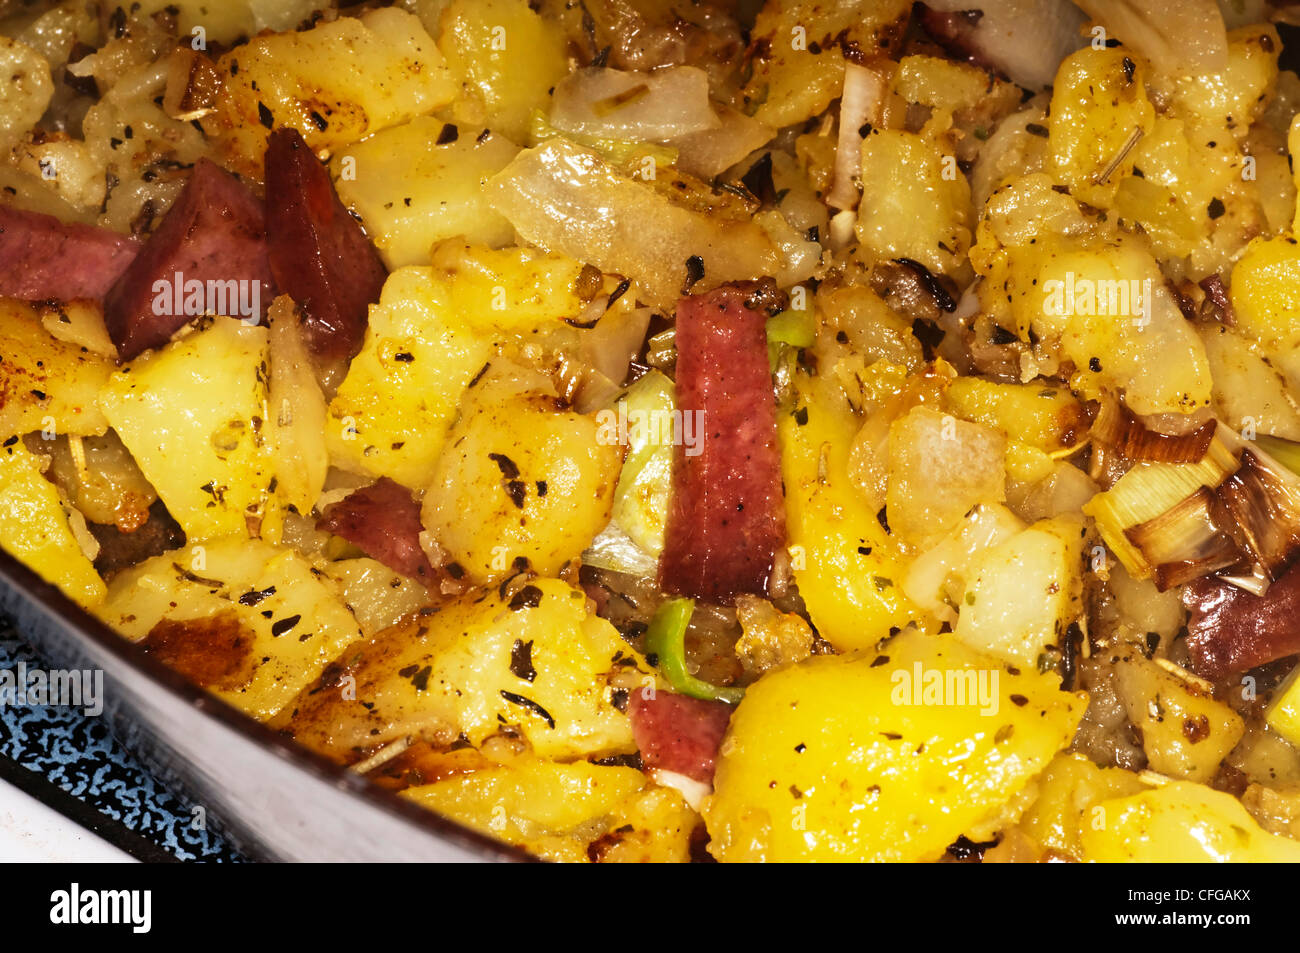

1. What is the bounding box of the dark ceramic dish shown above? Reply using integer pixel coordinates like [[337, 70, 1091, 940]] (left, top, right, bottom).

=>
[[0, 547, 530, 862]]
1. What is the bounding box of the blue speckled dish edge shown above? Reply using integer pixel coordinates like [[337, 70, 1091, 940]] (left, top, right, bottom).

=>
[[0, 546, 532, 863]]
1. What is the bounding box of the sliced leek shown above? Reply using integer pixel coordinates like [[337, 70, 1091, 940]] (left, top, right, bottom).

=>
[[1083, 435, 1238, 579]]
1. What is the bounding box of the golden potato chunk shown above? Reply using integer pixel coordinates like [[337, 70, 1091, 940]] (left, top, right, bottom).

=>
[[274, 578, 651, 763], [0, 439, 104, 607], [705, 629, 1086, 862], [0, 299, 111, 441], [208, 8, 455, 177], [98, 538, 364, 721], [422, 389, 621, 584], [405, 758, 696, 862]]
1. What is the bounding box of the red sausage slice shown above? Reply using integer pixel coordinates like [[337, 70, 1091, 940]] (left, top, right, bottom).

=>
[[317, 478, 437, 584], [628, 690, 733, 784], [0, 205, 138, 301], [1183, 565, 1300, 679], [264, 128, 387, 363], [659, 283, 786, 604], [103, 158, 275, 360]]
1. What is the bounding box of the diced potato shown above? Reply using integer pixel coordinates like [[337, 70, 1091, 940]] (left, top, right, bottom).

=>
[[1023, 237, 1212, 415], [734, 594, 814, 677], [332, 118, 518, 269], [437, 0, 569, 143], [1230, 234, 1300, 352], [325, 268, 494, 488], [273, 578, 652, 762], [1079, 781, 1300, 862], [778, 371, 922, 652], [80, 77, 208, 233], [816, 284, 924, 375], [1016, 753, 1149, 860], [954, 514, 1085, 669], [1168, 25, 1280, 135], [128, 0, 324, 45], [422, 385, 622, 584], [0, 36, 53, 146], [971, 173, 1091, 268], [320, 557, 432, 638], [903, 503, 1026, 626], [431, 240, 585, 332], [1114, 654, 1245, 783], [1265, 663, 1300, 750], [1047, 47, 1156, 207], [887, 405, 1007, 549], [0, 300, 112, 440], [740, 0, 910, 127], [1112, 116, 1256, 263], [42, 432, 156, 532], [11, 135, 105, 212], [208, 7, 456, 177], [37, 300, 117, 359], [846, 361, 953, 508], [98, 317, 275, 543], [856, 128, 972, 276], [946, 378, 1086, 454], [1199, 323, 1300, 441], [1107, 562, 1186, 644], [893, 55, 1010, 114], [705, 629, 1086, 862], [0, 439, 105, 607], [404, 758, 696, 862], [98, 538, 364, 721]]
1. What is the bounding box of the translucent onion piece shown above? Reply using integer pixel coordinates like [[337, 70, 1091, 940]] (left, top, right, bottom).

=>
[[1072, 0, 1228, 74], [549, 66, 721, 142], [486, 138, 779, 307], [828, 63, 887, 212]]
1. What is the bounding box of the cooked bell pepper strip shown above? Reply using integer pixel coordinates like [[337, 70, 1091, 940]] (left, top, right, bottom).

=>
[[644, 598, 744, 705]]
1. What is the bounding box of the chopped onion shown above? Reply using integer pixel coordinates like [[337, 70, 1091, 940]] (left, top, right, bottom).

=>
[[921, 0, 1087, 89], [583, 521, 659, 577], [647, 768, 712, 810], [486, 138, 779, 307], [267, 296, 329, 516], [669, 104, 775, 180], [828, 63, 887, 213], [549, 66, 722, 142], [580, 305, 653, 386], [163, 46, 220, 122], [1072, 0, 1228, 75]]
